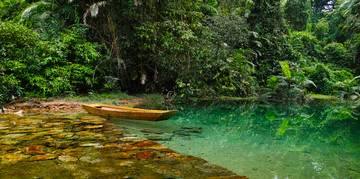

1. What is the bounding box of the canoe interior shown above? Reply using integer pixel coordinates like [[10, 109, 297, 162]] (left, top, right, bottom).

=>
[[82, 104, 179, 121]]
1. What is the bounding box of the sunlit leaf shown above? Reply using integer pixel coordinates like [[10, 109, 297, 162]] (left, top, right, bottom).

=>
[[279, 61, 291, 79], [265, 111, 276, 121], [276, 118, 289, 136]]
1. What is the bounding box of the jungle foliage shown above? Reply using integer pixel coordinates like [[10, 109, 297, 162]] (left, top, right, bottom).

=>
[[0, 0, 360, 104]]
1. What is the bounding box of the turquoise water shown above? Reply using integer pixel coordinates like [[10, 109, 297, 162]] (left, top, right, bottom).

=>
[[111, 102, 360, 178]]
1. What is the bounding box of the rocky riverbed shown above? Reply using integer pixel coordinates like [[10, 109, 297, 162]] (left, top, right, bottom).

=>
[[0, 110, 247, 178]]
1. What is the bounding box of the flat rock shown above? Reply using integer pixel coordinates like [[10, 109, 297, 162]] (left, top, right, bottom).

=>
[[105, 152, 131, 159], [76, 131, 94, 136], [136, 151, 155, 160], [17, 134, 41, 141], [83, 125, 103, 129], [7, 129, 38, 134], [0, 127, 10, 130], [120, 137, 146, 142], [117, 160, 134, 167], [0, 139, 19, 145], [29, 153, 58, 161], [79, 156, 102, 164], [0, 123, 10, 127], [4, 134, 26, 138], [23, 145, 46, 154], [166, 153, 181, 157], [58, 155, 78, 162], [1, 153, 31, 164], [79, 143, 103, 147]]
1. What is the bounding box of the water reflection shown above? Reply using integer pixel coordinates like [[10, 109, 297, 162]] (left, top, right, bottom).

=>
[[112, 101, 360, 178]]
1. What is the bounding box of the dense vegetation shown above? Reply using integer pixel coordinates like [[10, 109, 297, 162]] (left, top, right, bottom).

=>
[[1, 0, 359, 104]]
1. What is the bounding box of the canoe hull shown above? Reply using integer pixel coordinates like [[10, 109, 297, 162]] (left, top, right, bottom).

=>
[[82, 104, 178, 121]]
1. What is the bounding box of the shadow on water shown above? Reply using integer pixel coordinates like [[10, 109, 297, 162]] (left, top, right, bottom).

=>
[[111, 99, 360, 178]]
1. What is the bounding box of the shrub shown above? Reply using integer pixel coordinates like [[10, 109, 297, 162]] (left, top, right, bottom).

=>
[[306, 63, 356, 95], [307, 63, 335, 94], [286, 31, 323, 61], [0, 21, 105, 99], [323, 42, 351, 67], [310, 20, 329, 42], [0, 21, 40, 101], [0, 0, 29, 20]]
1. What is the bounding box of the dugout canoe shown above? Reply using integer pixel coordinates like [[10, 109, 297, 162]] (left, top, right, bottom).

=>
[[81, 104, 179, 121]]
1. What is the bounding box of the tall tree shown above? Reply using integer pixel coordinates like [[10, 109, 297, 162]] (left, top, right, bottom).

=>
[[248, 0, 295, 85], [283, 0, 311, 31]]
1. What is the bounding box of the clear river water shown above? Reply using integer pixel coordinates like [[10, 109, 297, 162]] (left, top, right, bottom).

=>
[[111, 101, 360, 179]]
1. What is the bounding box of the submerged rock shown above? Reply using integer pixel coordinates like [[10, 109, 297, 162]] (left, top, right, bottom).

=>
[[76, 131, 95, 136], [117, 160, 134, 167], [79, 143, 103, 148], [79, 156, 102, 164], [166, 153, 181, 158], [7, 129, 38, 134], [4, 134, 26, 138], [136, 151, 155, 160], [0, 138, 19, 145], [120, 137, 146, 142], [140, 129, 164, 134], [147, 134, 172, 141], [123, 133, 137, 137], [58, 155, 78, 162], [105, 152, 131, 159], [0, 112, 244, 178], [29, 153, 58, 161], [83, 125, 103, 129], [23, 145, 46, 154], [1, 153, 31, 164]]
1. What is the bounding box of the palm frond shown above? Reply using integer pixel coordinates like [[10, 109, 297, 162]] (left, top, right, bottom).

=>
[[302, 79, 316, 88], [20, 1, 51, 19]]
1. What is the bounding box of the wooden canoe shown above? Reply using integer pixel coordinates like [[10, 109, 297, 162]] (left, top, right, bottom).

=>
[[81, 104, 179, 121]]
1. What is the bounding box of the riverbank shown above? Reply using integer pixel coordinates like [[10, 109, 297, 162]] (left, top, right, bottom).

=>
[[0, 93, 159, 114], [0, 96, 247, 178]]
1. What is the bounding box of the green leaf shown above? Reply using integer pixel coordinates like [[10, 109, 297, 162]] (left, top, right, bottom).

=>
[[265, 111, 276, 121], [276, 118, 289, 136], [279, 61, 291, 79], [267, 76, 278, 87], [208, 1, 218, 7]]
